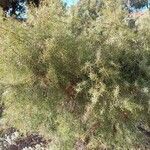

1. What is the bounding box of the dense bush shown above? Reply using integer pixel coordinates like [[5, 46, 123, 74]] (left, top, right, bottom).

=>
[[0, 0, 150, 149]]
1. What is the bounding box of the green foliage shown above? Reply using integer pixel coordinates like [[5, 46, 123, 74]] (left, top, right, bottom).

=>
[[0, 0, 150, 149]]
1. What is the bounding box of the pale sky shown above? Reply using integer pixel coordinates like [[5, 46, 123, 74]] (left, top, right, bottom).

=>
[[63, 0, 78, 6]]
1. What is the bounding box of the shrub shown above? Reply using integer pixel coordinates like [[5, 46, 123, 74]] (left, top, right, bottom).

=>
[[0, 0, 149, 149]]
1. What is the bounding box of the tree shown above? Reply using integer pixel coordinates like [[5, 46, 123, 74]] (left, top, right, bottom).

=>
[[124, 0, 149, 9]]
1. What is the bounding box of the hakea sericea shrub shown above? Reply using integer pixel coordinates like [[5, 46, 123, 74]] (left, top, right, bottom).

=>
[[0, 0, 150, 149]]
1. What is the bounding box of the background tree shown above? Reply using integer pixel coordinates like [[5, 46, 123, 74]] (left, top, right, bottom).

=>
[[124, 0, 149, 9]]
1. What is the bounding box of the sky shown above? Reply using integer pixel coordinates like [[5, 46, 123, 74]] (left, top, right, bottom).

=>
[[63, 0, 78, 6]]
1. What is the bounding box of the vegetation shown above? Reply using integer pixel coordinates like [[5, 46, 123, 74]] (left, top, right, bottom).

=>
[[130, 0, 149, 8], [0, 0, 150, 149]]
